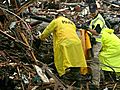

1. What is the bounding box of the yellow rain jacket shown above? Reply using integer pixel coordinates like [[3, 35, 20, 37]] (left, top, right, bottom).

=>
[[99, 28, 120, 72], [40, 16, 87, 76]]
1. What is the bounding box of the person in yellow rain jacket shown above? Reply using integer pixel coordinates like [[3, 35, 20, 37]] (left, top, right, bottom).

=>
[[99, 28, 120, 73], [39, 13, 87, 84], [89, 24, 120, 80]]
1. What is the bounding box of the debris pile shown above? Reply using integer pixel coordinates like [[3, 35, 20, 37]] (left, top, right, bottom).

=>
[[0, 0, 120, 90]]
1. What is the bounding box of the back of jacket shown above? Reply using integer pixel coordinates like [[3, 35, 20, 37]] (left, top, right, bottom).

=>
[[99, 28, 120, 72], [40, 16, 87, 76], [53, 16, 80, 45]]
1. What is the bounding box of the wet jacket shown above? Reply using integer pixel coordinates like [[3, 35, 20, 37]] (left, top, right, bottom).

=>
[[40, 16, 87, 76], [99, 28, 120, 72]]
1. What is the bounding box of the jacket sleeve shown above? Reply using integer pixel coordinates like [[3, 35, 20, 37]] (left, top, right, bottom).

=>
[[40, 19, 57, 40]]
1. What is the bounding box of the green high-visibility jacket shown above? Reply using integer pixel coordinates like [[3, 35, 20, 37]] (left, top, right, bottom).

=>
[[89, 14, 107, 30], [40, 16, 87, 76], [89, 13, 107, 42], [99, 28, 120, 72]]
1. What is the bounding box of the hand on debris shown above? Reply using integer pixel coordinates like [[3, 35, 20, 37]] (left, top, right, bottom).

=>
[[33, 32, 42, 48], [33, 31, 42, 40]]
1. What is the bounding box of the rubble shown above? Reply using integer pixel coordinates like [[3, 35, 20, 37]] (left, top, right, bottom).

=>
[[0, 0, 120, 90]]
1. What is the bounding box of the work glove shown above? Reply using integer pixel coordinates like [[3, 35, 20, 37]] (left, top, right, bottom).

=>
[[33, 31, 42, 48], [33, 31, 42, 39], [81, 24, 89, 30], [91, 36, 97, 45]]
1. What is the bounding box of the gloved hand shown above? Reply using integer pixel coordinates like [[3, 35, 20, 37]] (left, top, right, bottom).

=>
[[33, 31, 42, 39], [33, 31, 42, 48], [91, 36, 97, 45], [81, 24, 89, 30]]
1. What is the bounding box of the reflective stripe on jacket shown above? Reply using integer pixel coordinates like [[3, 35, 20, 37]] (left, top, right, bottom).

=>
[[89, 14, 107, 30], [89, 14, 107, 42]]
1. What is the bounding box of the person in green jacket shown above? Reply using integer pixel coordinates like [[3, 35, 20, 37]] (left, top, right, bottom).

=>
[[99, 28, 120, 74], [81, 1, 116, 88], [89, 22, 120, 79], [39, 13, 87, 86], [87, 3, 108, 88]]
